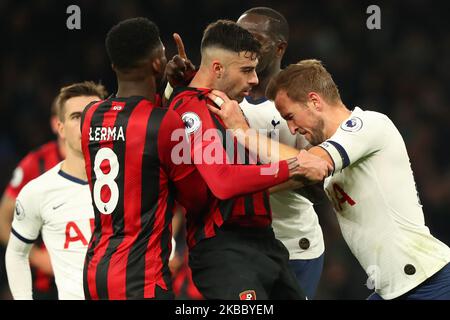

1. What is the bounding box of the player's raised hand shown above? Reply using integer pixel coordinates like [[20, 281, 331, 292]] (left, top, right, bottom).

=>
[[165, 33, 196, 87], [291, 150, 332, 183], [207, 90, 249, 131], [173, 33, 188, 60]]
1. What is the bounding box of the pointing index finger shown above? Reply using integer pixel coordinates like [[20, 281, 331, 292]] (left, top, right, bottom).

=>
[[173, 33, 187, 60]]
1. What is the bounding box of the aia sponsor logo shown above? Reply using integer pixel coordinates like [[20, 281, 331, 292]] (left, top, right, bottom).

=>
[[239, 290, 256, 300]]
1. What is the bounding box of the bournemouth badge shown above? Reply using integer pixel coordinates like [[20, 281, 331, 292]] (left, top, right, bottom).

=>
[[239, 290, 256, 300]]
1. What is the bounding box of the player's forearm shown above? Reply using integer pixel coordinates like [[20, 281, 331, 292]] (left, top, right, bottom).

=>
[[5, 235, 33, 300], [195, 160, 292, 200], [232, 128, 299, 163]]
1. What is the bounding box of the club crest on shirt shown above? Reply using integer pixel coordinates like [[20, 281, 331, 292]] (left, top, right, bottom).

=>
[[239, 290, 256, 300], [182, 112, 201, 135], [269, 118, 281, 138], [10, 167, 24, 188], [341, 117, 363, 132], [15, 200, 25, 221]]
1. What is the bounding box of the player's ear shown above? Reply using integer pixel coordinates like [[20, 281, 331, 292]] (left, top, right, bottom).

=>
[[50, 115, 59, 135], [276, 40, 288, 58], [212, 60, 224, 79], [152, 58, 164, 77], [57, 119, 65, 140], [308, 92, 322, 111]]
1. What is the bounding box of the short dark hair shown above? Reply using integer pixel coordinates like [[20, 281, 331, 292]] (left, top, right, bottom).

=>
[[56, 81, 107, 121], [201, 19, 261, 55], [243, 7, 289, 42], [105, 17, 161, 70]]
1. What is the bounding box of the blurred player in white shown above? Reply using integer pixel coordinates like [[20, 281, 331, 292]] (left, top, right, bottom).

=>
[[237, 7, 324, 298], [5, 82, 106, 299], [265, 59, 450, 299]]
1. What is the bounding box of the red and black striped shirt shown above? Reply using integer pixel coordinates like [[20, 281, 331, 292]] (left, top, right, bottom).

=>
[[165, 87, 290, 248], [6, 141, 63, 198], [81, 96, 174, 300]]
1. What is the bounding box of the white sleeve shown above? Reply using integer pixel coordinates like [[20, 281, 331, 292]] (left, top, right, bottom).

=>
[[11, 185, 42, 243], [318, 113, 387, 172], [5, 233, 33, 300]]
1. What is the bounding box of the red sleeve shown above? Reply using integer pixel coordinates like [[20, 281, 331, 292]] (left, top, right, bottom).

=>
[[195, 160, 289, 200], [160, 99, 290, 200], [4, 153, 40, 199], [158, 109, 196, 181]]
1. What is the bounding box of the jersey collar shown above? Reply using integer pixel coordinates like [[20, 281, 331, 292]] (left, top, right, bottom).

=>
[[58, 170, 88, 185], [244, 95, 268, 105]]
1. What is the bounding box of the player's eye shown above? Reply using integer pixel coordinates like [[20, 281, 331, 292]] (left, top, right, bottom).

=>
[[241, 68, 254, 74]]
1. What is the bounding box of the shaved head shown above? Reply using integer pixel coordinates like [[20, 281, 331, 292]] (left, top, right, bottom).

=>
[[239, 7, 289, 42], [201, 47, 257, 68]]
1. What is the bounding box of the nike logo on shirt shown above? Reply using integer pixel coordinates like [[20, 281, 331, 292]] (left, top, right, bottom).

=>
[[52, 203, 65, 210]]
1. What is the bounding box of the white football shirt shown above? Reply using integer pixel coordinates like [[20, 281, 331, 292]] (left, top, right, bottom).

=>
[[240, 96, 324, 259], [319, 107, 450, 299], [12, 162, 94, 300]]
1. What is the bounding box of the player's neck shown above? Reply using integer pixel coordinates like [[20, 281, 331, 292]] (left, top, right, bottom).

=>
[[250, 65, 281, 100], [324, 102, 352, 139], [188, 68, 211, 89], [60, 151, 87, 182], [116, 80, 157, 103]]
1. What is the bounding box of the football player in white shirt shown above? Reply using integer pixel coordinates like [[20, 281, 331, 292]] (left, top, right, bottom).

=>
[[266, 59, 450, 299], [5, 82, 106, 299], [210, 59, 450, 299], [237, 7, 325, 298]]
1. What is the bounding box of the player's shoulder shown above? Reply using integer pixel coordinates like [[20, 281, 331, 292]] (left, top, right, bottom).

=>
[[20, 163, 62, 197], [22, 140, 59, 162], [13, 141, 58, 177], [35, 140, 59, 154], [340, 107, 391, 133], [169, 87, 210, 115], [358, 107, 390, 121]]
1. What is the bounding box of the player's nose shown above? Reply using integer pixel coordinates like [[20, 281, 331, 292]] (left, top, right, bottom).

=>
[[287, 121, 297, 135], [248, 70, 258, 86]]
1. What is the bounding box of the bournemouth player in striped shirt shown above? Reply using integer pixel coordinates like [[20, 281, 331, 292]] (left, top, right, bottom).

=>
[[81, 18, 175, 300], [165, 20, 330, 299]]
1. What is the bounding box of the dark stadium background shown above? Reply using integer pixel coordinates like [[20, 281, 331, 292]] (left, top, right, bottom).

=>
[[1, 0, 449, 300]]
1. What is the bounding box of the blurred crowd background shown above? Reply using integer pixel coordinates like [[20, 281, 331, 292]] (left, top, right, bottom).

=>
[[1, 0, 449, 299]]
